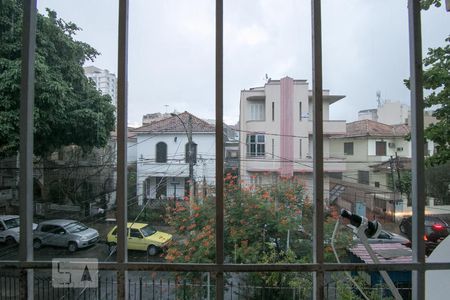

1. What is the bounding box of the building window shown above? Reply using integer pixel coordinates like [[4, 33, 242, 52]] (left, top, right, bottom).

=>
[[358, 170, 369, 185], [271, 138, 274, 159], [299, 139, 302, 158], [299, 102, 302, 121], [155, 142, 167, 163], [375, 141, 387, 156], [185, 142, 197, 164], [246, 134, 265, 157], [344, 142, 354, 155], [249, 102, 265, 121], [272, 101, 275, 121]]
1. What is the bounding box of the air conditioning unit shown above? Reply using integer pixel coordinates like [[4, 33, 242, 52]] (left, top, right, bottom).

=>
[[388, 142, 396, 148]]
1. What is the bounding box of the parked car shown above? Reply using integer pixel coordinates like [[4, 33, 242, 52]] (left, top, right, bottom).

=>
[[399, 215, 449, 255], [368, 229, 411, 246], [33, 220, 99, 252], [0, 215, 38, 245], [106, 223, 172, 256]]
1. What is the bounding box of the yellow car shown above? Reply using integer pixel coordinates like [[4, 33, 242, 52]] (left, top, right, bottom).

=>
[[106, 223, 172, 256]]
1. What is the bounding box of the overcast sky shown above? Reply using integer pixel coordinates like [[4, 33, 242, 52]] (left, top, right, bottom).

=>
[[37, 0, 449, 126]]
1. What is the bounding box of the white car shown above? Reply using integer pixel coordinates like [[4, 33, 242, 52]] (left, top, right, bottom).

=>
[[0, 215, 38, 245]]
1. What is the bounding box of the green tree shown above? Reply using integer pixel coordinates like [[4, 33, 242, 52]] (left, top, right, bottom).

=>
[[0, 0, 115, 159], [388, 170, 412, 206], [405, 1, 449, 166], [425, 162, 450, 205], [421, 0, 443, 10], [165, 175, 353, 299], [422, 35, 449, 166]]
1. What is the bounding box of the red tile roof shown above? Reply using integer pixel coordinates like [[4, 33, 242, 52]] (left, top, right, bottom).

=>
[[342, 120, 409, 138], [132, 111, 215, 134]]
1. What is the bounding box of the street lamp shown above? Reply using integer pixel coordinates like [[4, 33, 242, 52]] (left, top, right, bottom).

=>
[[170, 113, 195, 212]]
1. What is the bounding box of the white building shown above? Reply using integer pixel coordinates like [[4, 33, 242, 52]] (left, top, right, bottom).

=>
[[134, 112, 216, 205], [330, 120, 411, 187], [84, 66, 117, 106], [239, 76, 346, 198], [358, 101, 409, 125]]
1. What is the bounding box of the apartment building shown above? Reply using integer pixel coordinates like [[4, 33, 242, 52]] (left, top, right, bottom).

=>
[[84, 66, 118, 106], [239, 76, 346, 198]]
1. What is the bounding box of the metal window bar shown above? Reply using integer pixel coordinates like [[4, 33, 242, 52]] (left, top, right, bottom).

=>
[[116, 0, 130, 299], [408, 0, 426, 299], [19, 0, 37, 299], [311, 0, 324, 298], [12, 0, 434, 299], [215, 1, 225, 300]]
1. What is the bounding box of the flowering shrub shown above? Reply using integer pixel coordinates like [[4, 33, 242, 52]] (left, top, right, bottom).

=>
[[166, 175, 309, 264]]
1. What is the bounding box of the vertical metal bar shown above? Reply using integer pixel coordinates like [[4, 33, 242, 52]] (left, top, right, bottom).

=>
[[215, 0, 224, 300], [311, 0, 324, 299], [98, 276, 101, 300], [19, 1, 37, 299], [117, 0, 129, 299], [408, 1, 425, 299], [140, 278, 143, 300]]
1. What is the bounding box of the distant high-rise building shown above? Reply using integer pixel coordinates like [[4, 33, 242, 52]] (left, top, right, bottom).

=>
[[84, 66, 117, 106]]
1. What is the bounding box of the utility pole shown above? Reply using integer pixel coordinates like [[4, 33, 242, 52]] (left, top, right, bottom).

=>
[[389, 156, 397, 223], [171, 112, 195, 215], [187, 114, 195, 211], [395, 152, 402, 195]]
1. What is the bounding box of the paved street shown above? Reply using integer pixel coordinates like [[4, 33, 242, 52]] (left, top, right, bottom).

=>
[[0, 220, 170, 263], [0, 240, 167, 263]]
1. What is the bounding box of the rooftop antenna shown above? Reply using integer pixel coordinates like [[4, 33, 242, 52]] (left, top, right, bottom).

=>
[[164, 104, 169, 113], [376, 90, 382, 108]]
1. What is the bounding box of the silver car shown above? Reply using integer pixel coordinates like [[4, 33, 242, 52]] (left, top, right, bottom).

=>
[[33, 219, 99, 252], [0, 215, 38, 244], [368, 229, 411, 246]]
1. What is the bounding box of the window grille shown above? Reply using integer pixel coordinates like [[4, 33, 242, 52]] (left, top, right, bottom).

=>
[[11, 1, 443, 300]]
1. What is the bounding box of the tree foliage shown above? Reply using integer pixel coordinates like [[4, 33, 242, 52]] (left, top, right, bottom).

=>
[[421, 0, 443, 10], [422, 35, 450, 166], [425, 162, 450, 205], [165, 175, 352, 298], [0, 0, 115, 159], [405, 1, 449, 166]]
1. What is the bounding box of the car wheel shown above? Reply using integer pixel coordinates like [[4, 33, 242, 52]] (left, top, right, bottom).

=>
[[68, 242, 78, 253], [147, 245, 158, 256], [33, 239, 42, 249], [5, 236, 17, 246]]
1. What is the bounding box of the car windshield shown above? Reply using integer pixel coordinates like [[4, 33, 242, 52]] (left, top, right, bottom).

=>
[[64, 222, 88, 233], [4, 217, 20, 229], [140, 225, 156, 237]]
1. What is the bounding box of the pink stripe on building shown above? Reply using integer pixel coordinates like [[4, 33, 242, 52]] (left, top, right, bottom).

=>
[[279, 77, 294, 177]]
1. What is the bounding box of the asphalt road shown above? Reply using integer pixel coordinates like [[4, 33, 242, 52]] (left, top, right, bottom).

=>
[[0, 241, 166, 262]]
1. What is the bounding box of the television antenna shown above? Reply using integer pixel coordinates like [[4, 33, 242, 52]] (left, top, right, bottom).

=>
[[376, 90, 382, 108]]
